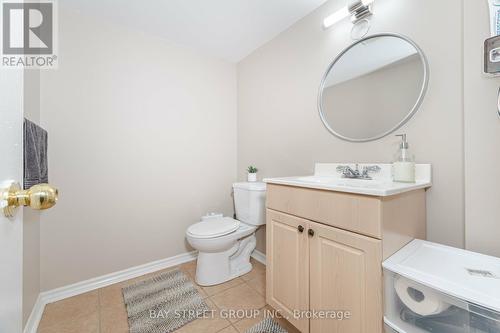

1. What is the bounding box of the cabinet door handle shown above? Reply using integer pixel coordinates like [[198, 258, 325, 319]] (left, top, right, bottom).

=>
[[308, 229, 315, 237], [298, 225, 304, 233]]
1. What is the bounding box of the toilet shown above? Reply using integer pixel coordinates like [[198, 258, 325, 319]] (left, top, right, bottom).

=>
[[186, 182, 266, 286]]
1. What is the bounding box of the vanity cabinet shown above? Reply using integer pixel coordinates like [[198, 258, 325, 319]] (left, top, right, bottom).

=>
[[308, 221, 382, 333], [266, 210, 310, 332], [265, 184, 426, 333]]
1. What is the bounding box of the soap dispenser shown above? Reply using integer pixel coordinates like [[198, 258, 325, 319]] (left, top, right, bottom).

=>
[[392, 134, 415, 183]]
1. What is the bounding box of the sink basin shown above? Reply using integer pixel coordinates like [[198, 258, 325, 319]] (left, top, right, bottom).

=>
[[294, 176, 383, 187], [335, 179, 385, 188], [264, 163, 432, 197], [294, 176, 339, 184]]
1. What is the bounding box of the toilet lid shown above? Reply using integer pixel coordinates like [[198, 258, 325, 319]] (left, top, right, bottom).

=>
[[187, 217, 240, 239]]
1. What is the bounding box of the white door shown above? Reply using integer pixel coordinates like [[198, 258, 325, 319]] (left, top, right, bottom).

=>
[[0, 69, 24, 332]]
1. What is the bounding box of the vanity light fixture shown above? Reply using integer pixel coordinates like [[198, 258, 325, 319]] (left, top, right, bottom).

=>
[[323, 0, 374, 29]]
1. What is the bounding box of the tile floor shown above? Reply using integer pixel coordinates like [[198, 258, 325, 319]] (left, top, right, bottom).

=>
[[37, 259, 300, 333]]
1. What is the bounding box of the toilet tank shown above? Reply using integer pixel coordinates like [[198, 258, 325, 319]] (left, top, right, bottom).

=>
[[232, 182, 266, 226]]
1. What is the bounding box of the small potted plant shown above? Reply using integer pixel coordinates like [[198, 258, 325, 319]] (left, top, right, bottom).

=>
[[247, 166, 258, 182]]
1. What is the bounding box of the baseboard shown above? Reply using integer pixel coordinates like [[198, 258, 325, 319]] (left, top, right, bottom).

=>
[[251, 249, 266, 265], [23, 295, 44, 333], [41, 250, 197, 304], [23, 250, 197, 333]]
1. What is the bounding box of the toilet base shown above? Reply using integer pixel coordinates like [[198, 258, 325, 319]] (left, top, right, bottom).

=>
[[195, 233, 257, 286]]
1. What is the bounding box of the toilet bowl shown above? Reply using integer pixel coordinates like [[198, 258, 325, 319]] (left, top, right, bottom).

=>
[[186, 182, 266, 286]]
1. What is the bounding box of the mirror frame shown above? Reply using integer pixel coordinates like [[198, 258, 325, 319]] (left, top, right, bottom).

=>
[[317, 33, 430, 142]]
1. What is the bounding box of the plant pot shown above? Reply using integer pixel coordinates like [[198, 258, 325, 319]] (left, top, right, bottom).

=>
[[247, 173, 257, 182]]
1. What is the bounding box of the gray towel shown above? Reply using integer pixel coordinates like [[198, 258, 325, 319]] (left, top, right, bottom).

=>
[[24, 118, 48, 190]]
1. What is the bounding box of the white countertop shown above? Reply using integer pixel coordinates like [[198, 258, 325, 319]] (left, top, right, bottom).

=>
[[263, 163, 432, 197]]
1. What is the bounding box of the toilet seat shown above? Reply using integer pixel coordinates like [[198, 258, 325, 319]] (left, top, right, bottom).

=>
[[187, 217, 240, 239]]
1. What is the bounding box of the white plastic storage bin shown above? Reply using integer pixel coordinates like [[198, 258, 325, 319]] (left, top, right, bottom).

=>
[[383, 240, 500, 333], [385, 323, 399, 333]]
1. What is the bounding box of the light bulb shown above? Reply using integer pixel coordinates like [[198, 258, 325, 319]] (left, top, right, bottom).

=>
[[323, 7, 349, 29]]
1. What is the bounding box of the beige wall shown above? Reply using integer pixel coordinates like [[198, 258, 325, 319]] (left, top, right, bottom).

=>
[[39, 8, 237, 290], [238, 0, 465, 253], [464, 0, 500, 257], [23, 70, 41, 326]]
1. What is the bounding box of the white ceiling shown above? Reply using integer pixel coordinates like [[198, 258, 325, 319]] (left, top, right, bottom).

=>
[[64, 0, 329, 62]]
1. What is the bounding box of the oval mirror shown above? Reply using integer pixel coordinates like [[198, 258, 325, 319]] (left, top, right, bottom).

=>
[[318, 33, 429, 142]]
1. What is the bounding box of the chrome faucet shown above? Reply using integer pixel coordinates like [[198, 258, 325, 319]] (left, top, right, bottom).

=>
[[336, 165, 360, 178], [336, 164, 381, 180]]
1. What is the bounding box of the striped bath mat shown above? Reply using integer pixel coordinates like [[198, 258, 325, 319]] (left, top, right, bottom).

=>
[[245, 317, 288, 333], [122, 269, 209, 333]]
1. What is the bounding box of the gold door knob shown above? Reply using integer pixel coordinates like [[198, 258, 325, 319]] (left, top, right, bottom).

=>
[[0, 182, 58, 218]]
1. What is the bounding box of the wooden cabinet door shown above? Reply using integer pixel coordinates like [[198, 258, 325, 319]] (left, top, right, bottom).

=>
[[266, 209, 310, 333], [309, 221, 383, 333]]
